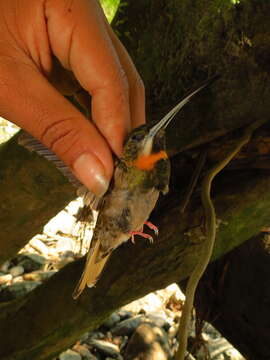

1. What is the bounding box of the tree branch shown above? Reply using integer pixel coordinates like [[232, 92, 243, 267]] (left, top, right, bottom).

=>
[[1, 169, 270, 360], [0, 134, 76, 264]]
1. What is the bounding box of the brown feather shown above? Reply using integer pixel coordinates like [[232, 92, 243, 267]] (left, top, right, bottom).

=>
[[72, 239, 111, 299]]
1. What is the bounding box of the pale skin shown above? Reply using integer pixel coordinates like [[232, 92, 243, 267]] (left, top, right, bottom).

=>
[[0, 0, 145, 196]]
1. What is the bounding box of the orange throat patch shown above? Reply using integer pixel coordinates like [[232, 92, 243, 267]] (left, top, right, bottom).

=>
[[133, 150, 168, 171]]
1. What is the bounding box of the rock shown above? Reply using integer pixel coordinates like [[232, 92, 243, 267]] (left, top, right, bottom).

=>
[[164, 307, 179, 322], [117, 310, 133, 320], [16, 253, 45, 272], [60, 250, 75, 258], [102, 312, 121, 329], [59, 349, 82, 360], [29, 237, 49, 256], [9, 265, 24, 277], [73, 344, 97, 360], [122, 293, 163, 314], [43, 210, 76, 235], [23, 270, 56, 282], [83, 354, 98, 360], [0, 273, 12, 284], [89, 339, 121, 359], [124, 323, 172, 360], [223, 348, 245, 360], [168, 323, 179, 339], [86, 332, 105, 342], [163, 283, 185, 302], [112, 314, 168, 337], [111, 316, 146, 336], [207, 338, 244, 360], [186, 354, 196, 360], [65, 198, 83, 216], [202, 322, 222, 340], [110, 336, 121, 346], [12, 276, 24, 283], [119, 336, 129, 351], [56, 238, 75, 253], [146, 313, 169, 329], [55, 254, 75, 269]]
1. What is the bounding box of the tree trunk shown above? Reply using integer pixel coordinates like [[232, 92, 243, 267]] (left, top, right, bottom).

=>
[[0, 0, 270, 359], [113, 0, 270, 155], [193, 233, 270, 360]]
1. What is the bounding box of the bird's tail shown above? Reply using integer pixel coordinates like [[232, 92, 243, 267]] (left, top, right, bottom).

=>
[[72, 239, 110, 299]]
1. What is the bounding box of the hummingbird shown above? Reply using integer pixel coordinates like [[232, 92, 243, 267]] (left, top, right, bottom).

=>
[[18, 76, 217, 299], [72, 78, 217, 299]]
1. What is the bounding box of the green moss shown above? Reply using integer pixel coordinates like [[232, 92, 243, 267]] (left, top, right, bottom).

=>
[[212, 172, 270, 260], [100, 0, 120, 22]]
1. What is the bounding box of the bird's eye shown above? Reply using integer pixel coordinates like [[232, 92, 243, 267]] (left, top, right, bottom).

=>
[[131, 132, 144, 141]]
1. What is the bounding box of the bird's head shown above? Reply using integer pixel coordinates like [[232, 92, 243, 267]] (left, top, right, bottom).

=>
[[122, 122, 168, 171], [122, 75, 219, 170], [122, 75, 218, 171]]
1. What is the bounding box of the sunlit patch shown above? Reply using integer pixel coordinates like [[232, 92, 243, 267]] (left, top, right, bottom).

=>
[[0, 117, 19, 144], [100, 0, 120, 22]]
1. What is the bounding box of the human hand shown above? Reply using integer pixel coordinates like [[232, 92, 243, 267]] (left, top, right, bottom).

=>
[[0, 0, 145, 196]]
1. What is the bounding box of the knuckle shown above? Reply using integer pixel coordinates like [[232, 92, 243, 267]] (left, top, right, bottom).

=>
[[40, 117, 80, 160]]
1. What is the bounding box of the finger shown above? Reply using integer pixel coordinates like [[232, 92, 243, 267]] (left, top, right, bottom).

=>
[[45, 0, 131, 156], [0, 58, 113, 197]]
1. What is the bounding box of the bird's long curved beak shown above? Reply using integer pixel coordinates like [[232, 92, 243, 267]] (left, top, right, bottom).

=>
[[148, 75, 219, 138]]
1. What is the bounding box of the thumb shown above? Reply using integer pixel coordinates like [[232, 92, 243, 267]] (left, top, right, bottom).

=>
[[0, 60, 113, 197]]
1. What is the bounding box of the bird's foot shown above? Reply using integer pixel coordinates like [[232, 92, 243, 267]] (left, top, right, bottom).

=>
[[144, 221, 159, 236], [130, 231, 154, 244]]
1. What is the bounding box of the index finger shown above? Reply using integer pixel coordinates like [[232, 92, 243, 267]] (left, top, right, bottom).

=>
[[45, 0, 131, 156]]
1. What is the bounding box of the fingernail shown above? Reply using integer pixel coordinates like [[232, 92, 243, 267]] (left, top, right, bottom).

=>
[[73, 153, 109, 197]]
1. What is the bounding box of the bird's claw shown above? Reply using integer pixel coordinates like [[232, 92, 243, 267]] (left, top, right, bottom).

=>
[[130, 231, 154, 244], [144, 221, 159, 236], [130, 221, 158, 244]]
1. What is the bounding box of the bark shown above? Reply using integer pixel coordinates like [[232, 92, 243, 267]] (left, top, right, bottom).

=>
[[193, 233, 270, 360], [113, 0, 270, 155], [0, 134, 76, 264], [0, 0, 270, 359]]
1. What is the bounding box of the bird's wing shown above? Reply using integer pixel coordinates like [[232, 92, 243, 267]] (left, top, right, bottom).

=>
[[18, 130, 103, 210], [72, 236, 111, 299], [72, 190, 114, 299], [18, 130, 110, 298]]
